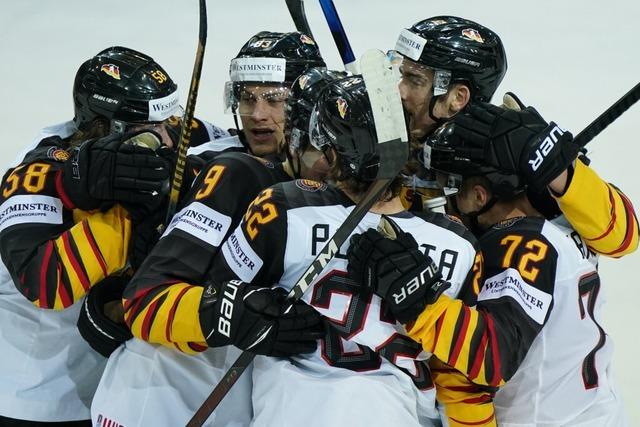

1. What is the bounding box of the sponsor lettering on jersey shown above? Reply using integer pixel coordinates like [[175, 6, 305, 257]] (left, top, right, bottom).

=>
[[478, 268, 552, 324], [0, 195, 63, 233], [222, 229, 263, 282], [162, 202, 232, 247]]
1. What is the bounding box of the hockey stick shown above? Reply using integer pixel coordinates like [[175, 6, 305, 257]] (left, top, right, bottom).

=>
[[285, 0, 315, 39], [164, 0, 208, 225], [318, 0, 358, 74], [574, 81, 640, 148], [185, 49, 408, 427]]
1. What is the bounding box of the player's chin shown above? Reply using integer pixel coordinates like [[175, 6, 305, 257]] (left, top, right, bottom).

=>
[[247, 137, 279, 158]]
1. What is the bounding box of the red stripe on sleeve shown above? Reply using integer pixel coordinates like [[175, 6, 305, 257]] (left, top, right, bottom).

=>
[[38, 241, 55, 307], [61, 231, 90, 292], [606, 191, 638, 257], [140, 298, 162, 341], [432, 314, 445, 353], [449, 305, 471, 366], [588, 187, 617, 242], [165, 286, 192, 342], [469, 329, 489, 380], [484, 312, 502, 387], [54, 170, 76, 210], [450, 413, 495, 426], [82, 221, 108, 277]]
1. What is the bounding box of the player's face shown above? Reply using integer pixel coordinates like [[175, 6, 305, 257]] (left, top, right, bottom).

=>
[[126, 121, 175, 149], [238, 84, 289, 157], [398, 58, 452, 141]]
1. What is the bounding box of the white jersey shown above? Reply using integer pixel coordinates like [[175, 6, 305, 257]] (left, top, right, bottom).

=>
[[0, 122, 107, 422], [484, 217, 626, 426], [214, 182, 479, 426]]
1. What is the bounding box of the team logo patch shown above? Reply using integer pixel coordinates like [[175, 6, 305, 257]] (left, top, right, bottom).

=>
[[445, 214, 463, 225], [298, 74, 310, 89], [295, 179, 327, 192], [100, 63, 121, 80], [46, 147, 70, 162], [429, 19, 447, 26], [300, 34, 316, 45], [461, 28, 484, 43], [336, 97, 348, 119], [492, 217, 524, 229]]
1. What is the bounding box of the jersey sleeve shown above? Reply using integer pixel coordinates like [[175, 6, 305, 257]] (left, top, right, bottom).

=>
[[197, 184, 288, 343], [554, 157, 638, 257], [0, 145, 131, 310], [405, 222, 558, 388], [123, 155, 282, 353], [429, 357, 497, 427]]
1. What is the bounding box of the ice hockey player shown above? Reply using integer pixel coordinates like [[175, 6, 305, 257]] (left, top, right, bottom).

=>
[[347, 104, 629, 426], [0, 46, 182, 426], [222, 30, 326, 160], [88, 70, 340, 426], [190, 74, 485, 427], [392, 16, 637, 257]]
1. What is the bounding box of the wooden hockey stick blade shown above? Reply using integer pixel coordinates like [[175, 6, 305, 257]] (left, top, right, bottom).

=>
[[165, 0, 208, 225], [285, 0, 315, 39], [185, 49, 408, 427], [574, 81, 640, 148], [318, 0, 358, 74]]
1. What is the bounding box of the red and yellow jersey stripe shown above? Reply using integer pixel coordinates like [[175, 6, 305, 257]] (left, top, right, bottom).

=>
[[556, 158, 638, 257]]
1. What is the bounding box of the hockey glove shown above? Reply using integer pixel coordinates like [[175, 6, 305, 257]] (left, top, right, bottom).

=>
[[61, 130, 172, 211], [453, 101, 581, 191], [200, 280, 324, 357], [77, 276, 133, 358], [347, 221, 450, 324]]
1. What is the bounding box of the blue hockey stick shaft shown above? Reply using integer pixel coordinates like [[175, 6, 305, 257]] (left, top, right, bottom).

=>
[[318, 0, 357, 73]]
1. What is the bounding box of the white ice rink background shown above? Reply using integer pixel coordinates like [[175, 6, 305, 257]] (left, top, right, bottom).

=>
[[1, 0, 639, 424]]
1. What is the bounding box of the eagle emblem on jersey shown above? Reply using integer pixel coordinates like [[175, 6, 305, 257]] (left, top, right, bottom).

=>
[[336, 97, 348, 119], [298, 74, 310, 90], [461, 28, 484, 43], [296, 179, 327, 192], [300, 34, 316, 45], [100, 63, 121, 80], [46, 147, 70, 162]]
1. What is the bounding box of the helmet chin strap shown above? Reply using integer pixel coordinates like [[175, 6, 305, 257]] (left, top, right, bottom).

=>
[[232, 110, 252, 154], [427, 95, 448, 127], [449, 194, 499, 235]]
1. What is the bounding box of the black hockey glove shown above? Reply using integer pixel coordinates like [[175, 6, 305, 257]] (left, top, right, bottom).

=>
[[129, 207, 165, 270], [347, 223, 450, 324], [453, 101, 581, 191], [77, 276, 133, 358], [62, 130, 172, 211], [200, 280, 324, 357]]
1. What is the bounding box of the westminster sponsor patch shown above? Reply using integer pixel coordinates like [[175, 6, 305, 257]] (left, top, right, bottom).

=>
[[395, 29, 427, 61], [230, 57, 287, 83], [478, 268, 552, 325], [222, 228, 263, 282], [163, 202, 231, 247], [0, 195, 63, 233], [148, 90, 180, 121]]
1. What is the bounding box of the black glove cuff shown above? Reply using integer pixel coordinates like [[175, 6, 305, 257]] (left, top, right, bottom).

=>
[[77, 278, 132, 357]]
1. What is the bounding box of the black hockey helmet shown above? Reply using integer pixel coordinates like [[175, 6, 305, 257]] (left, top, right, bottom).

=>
[[309, 75, 380, 181], [393, 16, 507, 102], [224, 31, 326, 114], [423, 120, 525, 198], [286, 68, 347, 154], [73, 46, 179, 131]]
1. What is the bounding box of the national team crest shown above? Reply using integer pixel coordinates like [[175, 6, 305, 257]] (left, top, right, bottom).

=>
[[300, 34, 315, 45], [298, 74, 310, 89], [336, 98, 348, 119], [100, 64, 121, 80], [461, 28, 484, 43], [46, 147, 70, 162]]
